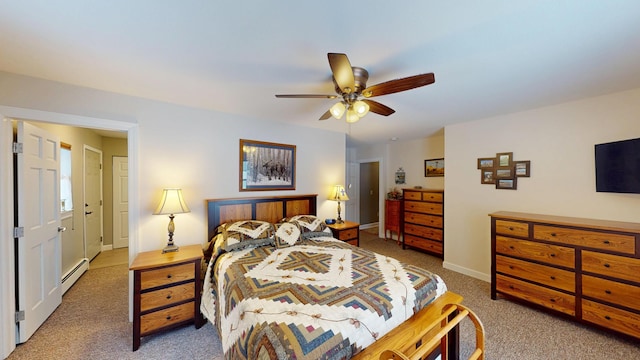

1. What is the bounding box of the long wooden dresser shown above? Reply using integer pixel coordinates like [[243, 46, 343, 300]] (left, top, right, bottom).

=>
[[402, 189, 444, 258], [490, 211, 640, 340]]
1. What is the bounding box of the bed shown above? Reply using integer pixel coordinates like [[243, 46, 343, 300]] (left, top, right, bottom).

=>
[[200, 194, 465, 360]]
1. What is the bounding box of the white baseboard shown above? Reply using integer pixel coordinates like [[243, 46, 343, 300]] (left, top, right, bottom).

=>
[[442, 261, 491, 283], [61, 258, 89, 295], [101, 244, 113, 251]]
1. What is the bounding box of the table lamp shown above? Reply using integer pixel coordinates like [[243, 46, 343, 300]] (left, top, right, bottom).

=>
[[153, 188, 190, 253], [329, 185, 349, 224]]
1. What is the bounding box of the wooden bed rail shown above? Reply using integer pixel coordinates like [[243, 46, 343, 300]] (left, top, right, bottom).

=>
[[379, 303, 485, 360]]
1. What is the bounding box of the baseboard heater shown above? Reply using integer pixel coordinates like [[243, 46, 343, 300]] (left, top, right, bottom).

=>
[[61, 258, 89, 295]]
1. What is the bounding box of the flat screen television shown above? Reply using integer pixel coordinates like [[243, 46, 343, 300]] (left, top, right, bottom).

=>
[[595, 137, 640, 194]]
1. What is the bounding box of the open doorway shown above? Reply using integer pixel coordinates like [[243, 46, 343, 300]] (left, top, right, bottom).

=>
[[359, 161, 380, 228], [0, 108, 138, 357]]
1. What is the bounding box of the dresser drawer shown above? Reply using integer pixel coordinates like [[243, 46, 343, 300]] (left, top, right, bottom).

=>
[[421, 192, 443, 202], [495, 220, 529, 238], [582, 275, 640, 311], [496, 274, 575, 316], [404, 235, 443, 254], [582, 299, 640, 339], [404, 212, 443, 228], [495, 236, 575, 268], [141, 282, 195, 312], [405, 223, 443, 241], [534, 225, 636, 254], [404, 201, 443, 215], [140, 263, 195, 290], [403, 191, 422, 201], [140, 301, 195, 335], [582, 251, 640, 283], [496, 255, 575, 293]]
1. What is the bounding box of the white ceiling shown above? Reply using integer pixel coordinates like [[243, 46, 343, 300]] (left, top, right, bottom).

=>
[[2, 1, 640, 146]]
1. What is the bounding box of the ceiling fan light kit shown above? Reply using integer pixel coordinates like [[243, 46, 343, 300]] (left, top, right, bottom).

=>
[[276, 53, 435, 123]]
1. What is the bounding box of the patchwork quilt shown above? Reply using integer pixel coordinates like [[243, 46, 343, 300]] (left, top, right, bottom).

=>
[[201, 236, 446, 360]]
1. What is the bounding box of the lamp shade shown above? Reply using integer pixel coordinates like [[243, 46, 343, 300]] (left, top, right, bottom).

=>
[[153, 188, 190, 215], [330, 102, 346, 119], [330, 185, 349, 201]]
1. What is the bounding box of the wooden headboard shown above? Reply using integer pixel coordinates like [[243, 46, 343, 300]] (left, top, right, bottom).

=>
[[206, 194, 318, 240]]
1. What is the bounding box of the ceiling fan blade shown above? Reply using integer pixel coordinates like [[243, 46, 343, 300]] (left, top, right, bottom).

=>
[[362, 73, 435, 98], [328, 53, 355, 94], [363, 100, 395, 116], [319, 109, 333, 120], [276, 94, 338, 99]]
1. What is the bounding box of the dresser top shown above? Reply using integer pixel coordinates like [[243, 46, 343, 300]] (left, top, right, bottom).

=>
[[490, 211, 640, 234]]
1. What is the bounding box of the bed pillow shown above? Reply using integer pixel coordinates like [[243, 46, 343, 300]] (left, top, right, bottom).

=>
[[220, 220, 274, 251], [273, 222, 302, 248], [289, 215, 328, 233]]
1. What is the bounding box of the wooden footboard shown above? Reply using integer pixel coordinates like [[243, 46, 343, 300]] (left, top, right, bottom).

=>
[[353, 291, 476, 360]]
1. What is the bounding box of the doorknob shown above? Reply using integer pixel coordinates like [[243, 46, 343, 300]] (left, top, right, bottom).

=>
[[85, 211, 93, 215], [58, 226, 67, 232]]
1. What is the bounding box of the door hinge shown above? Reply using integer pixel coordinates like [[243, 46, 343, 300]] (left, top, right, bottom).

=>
[[14, 227, 24, 238], [15, 310, 25, 323], [12, 142, 23, 154]]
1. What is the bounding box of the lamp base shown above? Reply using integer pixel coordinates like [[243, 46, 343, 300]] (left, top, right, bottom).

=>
[[336, 218, 345, 224], [162, 244, 179, 253]]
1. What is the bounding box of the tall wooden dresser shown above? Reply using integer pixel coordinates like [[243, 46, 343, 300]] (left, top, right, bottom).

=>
[[490, 211, 640, 340], [384, 199, 402, 244], [402, 189, 444, 258]]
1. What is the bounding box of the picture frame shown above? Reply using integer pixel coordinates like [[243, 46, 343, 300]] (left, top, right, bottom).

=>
[[480, 168, 495, 184], [239, 139, 296, 191], [424, 158, 445, 177], [496, 177, 517, 190], [514, 160, 531, 177], [495, 167, 513, 178], [496, 152, 513, 167], [477, 157, 496, 169]]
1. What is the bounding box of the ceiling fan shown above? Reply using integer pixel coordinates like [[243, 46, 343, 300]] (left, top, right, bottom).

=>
[[275, 53, 435, 123]]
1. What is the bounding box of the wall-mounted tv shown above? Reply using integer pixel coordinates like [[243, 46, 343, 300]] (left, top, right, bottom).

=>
[[595, 137, 640, 194]]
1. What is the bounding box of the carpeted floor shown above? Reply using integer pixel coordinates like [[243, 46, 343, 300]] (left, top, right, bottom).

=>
[[7, 231, 640, 359]]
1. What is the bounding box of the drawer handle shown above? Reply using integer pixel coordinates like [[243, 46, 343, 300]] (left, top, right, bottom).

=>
[[509, 285, 515, 290], [166, 315, 172, 320], [166, 294, 172, 299], [550, 233, 557, 237], [509, 266, 514, 270], [549, 298, 556, 303], [550, 253, 556, 257], [604, 263, 611, 268], [603, 240, 610, 245], [167, 274, 172, 279], [604, 315, 611, 320], [509, 246, 515, 250], [550, 276, 556, 280], [605, 290, 612, 295], [508, 227, 514, 231]]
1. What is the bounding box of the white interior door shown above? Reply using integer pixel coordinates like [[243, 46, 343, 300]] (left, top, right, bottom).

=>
[[16, 121, 62, 343], [112, 156, 128, 249], [83, 146, 103, 260]]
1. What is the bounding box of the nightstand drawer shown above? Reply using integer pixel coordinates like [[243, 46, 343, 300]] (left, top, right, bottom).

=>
[[140, 301, 195, 335], [141, 282, 195, 312], [337, 228, 358, 240], [140, 263, 194, 290]]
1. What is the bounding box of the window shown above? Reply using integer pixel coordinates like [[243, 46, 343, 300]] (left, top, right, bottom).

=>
[[60, 142, 73, 212]]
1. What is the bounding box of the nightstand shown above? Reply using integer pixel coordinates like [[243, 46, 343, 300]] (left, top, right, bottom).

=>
[[327, 220, 360, 247], [130, 244, 204, 351]]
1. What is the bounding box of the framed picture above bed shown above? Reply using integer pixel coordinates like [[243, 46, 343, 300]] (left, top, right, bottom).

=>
[[239, 139, 296, 191]]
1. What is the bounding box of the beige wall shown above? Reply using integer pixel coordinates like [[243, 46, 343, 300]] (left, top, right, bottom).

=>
[[444, 88, 640, 281]]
